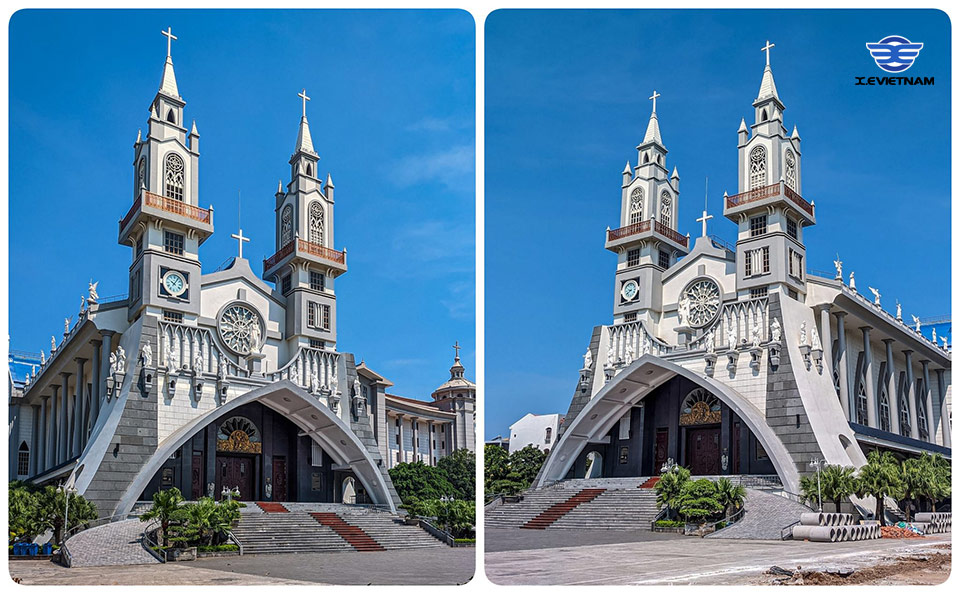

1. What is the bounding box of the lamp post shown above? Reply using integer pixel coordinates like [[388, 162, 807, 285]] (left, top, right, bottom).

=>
[[59, 483, 78, 544], [808, 458, 825, 512]]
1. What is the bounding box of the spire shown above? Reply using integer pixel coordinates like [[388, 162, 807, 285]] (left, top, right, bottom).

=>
[[449, 341, 465, 379], [190, 120, 199, 136], [642, 90, 663, 145], [158, 27, 180, 98], [791, 125, 800, 140], [756, 40, 780, 102], [738, 118, 748, 134], [294, 88, 316, 154], [623, 161, 632, 175], [276, 179, 284, 195], [326, 173, 334, 188], [671, 166, 679, 179]]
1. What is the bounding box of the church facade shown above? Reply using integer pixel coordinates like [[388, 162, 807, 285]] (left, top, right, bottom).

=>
[[537, 42, 951, 507], [6, 29, 474, 517]]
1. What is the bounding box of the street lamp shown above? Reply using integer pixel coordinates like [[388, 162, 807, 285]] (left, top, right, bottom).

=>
[[58, 483, 78, 544], [808, 458, 825, 513]]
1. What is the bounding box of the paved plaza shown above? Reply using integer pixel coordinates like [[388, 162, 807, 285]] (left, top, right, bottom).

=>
[[11, 547, 476, 586], [484, 530, 951, 585]]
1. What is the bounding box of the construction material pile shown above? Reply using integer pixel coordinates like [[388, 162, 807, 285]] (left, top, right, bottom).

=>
[[881, 524, 925, 538], [913, 512, 952, 534], [792, 512, 880, 542]]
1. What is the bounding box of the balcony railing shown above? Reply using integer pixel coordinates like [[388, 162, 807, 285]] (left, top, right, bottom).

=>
[[606, 219, 689, 248], [119, 191, 213, 232], [263, 238, 346, 271], [726, 181, 814, 217]]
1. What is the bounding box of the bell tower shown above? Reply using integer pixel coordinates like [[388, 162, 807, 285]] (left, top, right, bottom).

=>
[[263, 89, 347, 351], [120, 27, 213, 324], [725, 41, 815, 300], [605, 91, 690, 325]]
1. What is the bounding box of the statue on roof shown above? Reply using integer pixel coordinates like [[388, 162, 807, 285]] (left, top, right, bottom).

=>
[[799, 321, 808, 346], [896, 301, 902, 321], [51, 336, 57, 352], [582, 348, 593, 370], [849, 271, 856, 290], [869, 287, 881, 306], [833, 255, 843, 280], [770, 317, 782, 343], [912, 315, 921, 333], [88, 280, 99, 304], [64, 318, 71, 335]]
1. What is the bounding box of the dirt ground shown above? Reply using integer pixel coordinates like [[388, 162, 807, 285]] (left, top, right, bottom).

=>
[[759, 544, 951, 586]]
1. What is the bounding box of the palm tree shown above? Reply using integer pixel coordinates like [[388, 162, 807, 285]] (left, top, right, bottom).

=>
[[917, 453, 951, 513], [654, 465, 691, 520], [856, 450, 903, 526], [820, 465, 858, 513], [714, 478, 747, 518], [899, 457, 928, 522], [140, 487, 184, 548], [799, 474, 821, 509]]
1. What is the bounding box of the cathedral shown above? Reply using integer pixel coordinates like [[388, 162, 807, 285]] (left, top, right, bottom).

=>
[[7, 29, 475, 516], [537, 42, 951, 511]]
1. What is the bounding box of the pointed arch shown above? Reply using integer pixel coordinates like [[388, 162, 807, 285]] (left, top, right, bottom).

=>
[[308, 201, 324, 245], [306, 162, 314, 177], [749, 145, 766, 190], [164, 153, 185, 201], [659, 190, 672, 229], [898, 371, 911, 437], [784, 149, 797, 191], [878, 363, 891, 432], [760, 108, 768, 122], [629, 187, 644, 224], [166, 109, 176, 124], [916, 378, 929, 440], [280, 204, 294, 246]]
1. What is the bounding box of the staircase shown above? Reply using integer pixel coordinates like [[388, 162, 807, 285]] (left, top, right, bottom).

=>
[[231, 512, 353, 555], [522, 489, 606, 529], [311, 513, 384, 551], [312, 513, 441, 551], [550, 488, 660, 530]]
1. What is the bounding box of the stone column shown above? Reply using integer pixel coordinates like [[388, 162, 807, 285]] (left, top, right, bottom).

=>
[[73, 358, 87, 456], [834, 312, 852, 422], [882, 339, 900, 435], [46, 389, 57, 469], [99, 331, 115, 408], [818, 305, 834, 386], [860, 327, 877, 428], [427, 421, 435, 465], [58, 372, 72, 463], [904, 350, 919, 440], [89, 339, 102, 436], [38, 398, 48, 473], [397, 414, 405, 463], [411, 417, 419, 462], [30, 404, 41, 476], [936, 369, 951, 448], [920, 360, 936, 444]]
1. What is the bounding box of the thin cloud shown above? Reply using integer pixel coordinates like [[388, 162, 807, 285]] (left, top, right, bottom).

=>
[[392, 144, 475, 191]]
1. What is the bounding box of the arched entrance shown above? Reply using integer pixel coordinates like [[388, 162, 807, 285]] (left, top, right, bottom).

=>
[[115, 381, 397, 516], [680, 388, 722, 475], [536, 355, 799, 492], [214, 416, 261, 501], [342, 477, 357, 504], [584, 451, 603, 478]]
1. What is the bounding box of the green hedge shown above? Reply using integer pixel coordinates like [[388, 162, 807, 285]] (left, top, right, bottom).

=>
[[198, 544, 239, 552], [654, 520, 684, 528]]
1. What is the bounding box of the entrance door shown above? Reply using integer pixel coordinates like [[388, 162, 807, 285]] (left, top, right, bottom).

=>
[[191, 452, 203, 500], [686, 427, 721, 475], [272, 456, 288, 501], [654, 428, 669, 473], [217, 455, 255, 501]]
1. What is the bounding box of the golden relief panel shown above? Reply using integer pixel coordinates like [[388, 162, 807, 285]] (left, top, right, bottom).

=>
[[217, 429, 262, 454], [679, 400, 722, 426]]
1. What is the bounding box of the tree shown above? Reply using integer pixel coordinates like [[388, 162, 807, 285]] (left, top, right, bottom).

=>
[[856, 450, 903, 526], [799, 474, 821, 510], [434, 499, 476, 539], [677, 479, 722, 524], [484, 445, 521, 497], [34, 486, 98, 545], [9, 483, 42, 543], [508, 446, 547, 486], [388, 461, 454, 504], [140, 487, 185, 548], [820, 465, 858, 514], [654, 465, 691, 520], [714, 477, 746, 518], [916, 453, 951, 513], [899, 457, 928, 522], [437, 448, 475, 501]]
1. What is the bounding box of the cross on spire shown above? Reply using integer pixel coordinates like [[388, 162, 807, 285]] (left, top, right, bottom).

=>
[[298, 88, 311, 118], [649, 90, 661, 113], [452, 340, 461, 361], [762, 40, 775, 66], [231, 229, 250, 259], [162, 27, 177, 58], [696, 177, 713, 237]]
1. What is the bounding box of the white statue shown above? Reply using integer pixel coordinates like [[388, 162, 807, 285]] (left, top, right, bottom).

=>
[[290, 364, 300, 386], [751, 322, 761, 348], [141, 342, 153, 367], [641, 332, 651, 356], [264, 477, 273, 500], [353, 377, 362, 398], [64, 318, 71, 335], [87, 280, 99, 303], [310, 369, 320, 393], [705, 328, 715, 353], [51, 336, 57, 351], [40, 350, 46, 365], [117, 346, 127, 372], [770, 318, 782, 342], [896, 301, 902, 321], [624, 340, 635, 364], [165, 341, 176, 369], [79, 296, 86, 314], [869, 286, 881, 306], [811, 325, 822, 351], [248, 323, 261, 355], [218, 360, 227, 381], [799, 321, 808, 346], [605, 339, 614, 367], [849, 271, 856, 290], [943, 337, 949, 350], [194, 352, 204, 373], [678, 296, 690, 325], [932, 327, 937, 343], [726, 321, 737, 350], [912, 315, 921, 333], [582, 348, 593, 370], [833, 255, 843, 280], [109, 351, 118, 374]]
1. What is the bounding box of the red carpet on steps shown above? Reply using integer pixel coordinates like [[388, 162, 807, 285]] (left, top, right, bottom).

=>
[[310, 512, 385, 551], [255, 501, 289, 513], [521, 488, 606, 529], [639, 477, 661, 489]]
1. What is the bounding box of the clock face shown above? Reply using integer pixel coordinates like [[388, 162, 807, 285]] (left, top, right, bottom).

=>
[[621, 280, 640, 302], [162, 271, 187, 297]]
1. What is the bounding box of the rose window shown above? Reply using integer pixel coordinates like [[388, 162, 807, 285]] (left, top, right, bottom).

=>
[[218, 303, 264, 356], [682, 278, 722, 328]]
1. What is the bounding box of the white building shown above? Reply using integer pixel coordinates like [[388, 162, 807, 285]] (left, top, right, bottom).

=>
[[508, 413, 561, 454]]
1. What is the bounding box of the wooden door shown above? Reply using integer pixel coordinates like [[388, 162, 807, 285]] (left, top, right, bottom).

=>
[[686, 427, 721, 475], [654, 428, 669, 473], [217, 456, 254, 501], [272, 456, 288, 502], [191, 452, 203, 500]]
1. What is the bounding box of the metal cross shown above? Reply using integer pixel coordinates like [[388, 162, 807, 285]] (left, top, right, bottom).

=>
[[762, 40, 775, 66], [298, 88, 311, 117], [231, 229, 250, 259], [162, 27, 178, 58], [452, 341, 461, 359], [696, 210, 713, 238], [649, 90, 660, 112]]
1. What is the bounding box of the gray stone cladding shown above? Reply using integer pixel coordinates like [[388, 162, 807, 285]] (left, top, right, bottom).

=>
[[83, 318, 160, 518], [558, 325, 603, 438], [764, 292, 824, 481]]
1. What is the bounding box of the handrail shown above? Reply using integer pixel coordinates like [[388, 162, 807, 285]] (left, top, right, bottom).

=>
[[263, 238, 346, 271], [606, 219, 689, 248], [649, 506, 669, 531], [705, 506, 745, 534], [225, 529, 243, 555], [780, 519, 801, 541], [141, 519, 166, 563], [725, 181, 814, 217]]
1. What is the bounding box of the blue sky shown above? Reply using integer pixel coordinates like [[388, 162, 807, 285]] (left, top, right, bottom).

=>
[[485, 9, 951, 437], [7, 9, 475, 400]]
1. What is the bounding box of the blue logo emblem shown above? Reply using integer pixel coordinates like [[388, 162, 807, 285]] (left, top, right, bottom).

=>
[[866, 36, 924, 73]]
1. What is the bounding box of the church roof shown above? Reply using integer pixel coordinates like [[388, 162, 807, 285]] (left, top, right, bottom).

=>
[[159, 55, 180, 99], [432, 350, 476, 395], [642, 109, 662, 145], [295, 115, 316, 154], [756, 64, 780, 103]]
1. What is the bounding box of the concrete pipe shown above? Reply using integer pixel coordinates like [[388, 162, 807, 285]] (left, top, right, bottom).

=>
[[851, 526, 860, 541], [792, 525, 817, 540], [807, 526, 835, 542], [828, 513, 839, 526], [800, 513, 824, 526], [839, 526, 851, 541], [916, 512, 933, 523]]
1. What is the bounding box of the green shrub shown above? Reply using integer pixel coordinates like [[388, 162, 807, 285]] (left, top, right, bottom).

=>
[[677, 479, 722, 524], [654, 520, 684, 528], [197, 544, 239, 552]]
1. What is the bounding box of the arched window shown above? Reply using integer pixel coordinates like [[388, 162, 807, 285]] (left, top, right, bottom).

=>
[[137, 158, 146, 195], [17, 441, 29, 476], [280, 205, 294, 246], [660, 191, 672, 229], [643, 153, 649, 164], [629, 188, 644, 224], [855, 378, 868, 425], [679, 388, 721, 425], [784, 149, 797, 191], [760, 108, 768, 122], [308, 201, 324, 245], [749, 146, 766, 190], [306, 162, 314, 177], [216, 416, 262, 453], [917, 379, 929, 440], [164, 153, 184, 201], [879, 387, 891, 433], [899, 373, 911, 437], [166, 109, 176, 124], [544, 427, 552, 445]]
